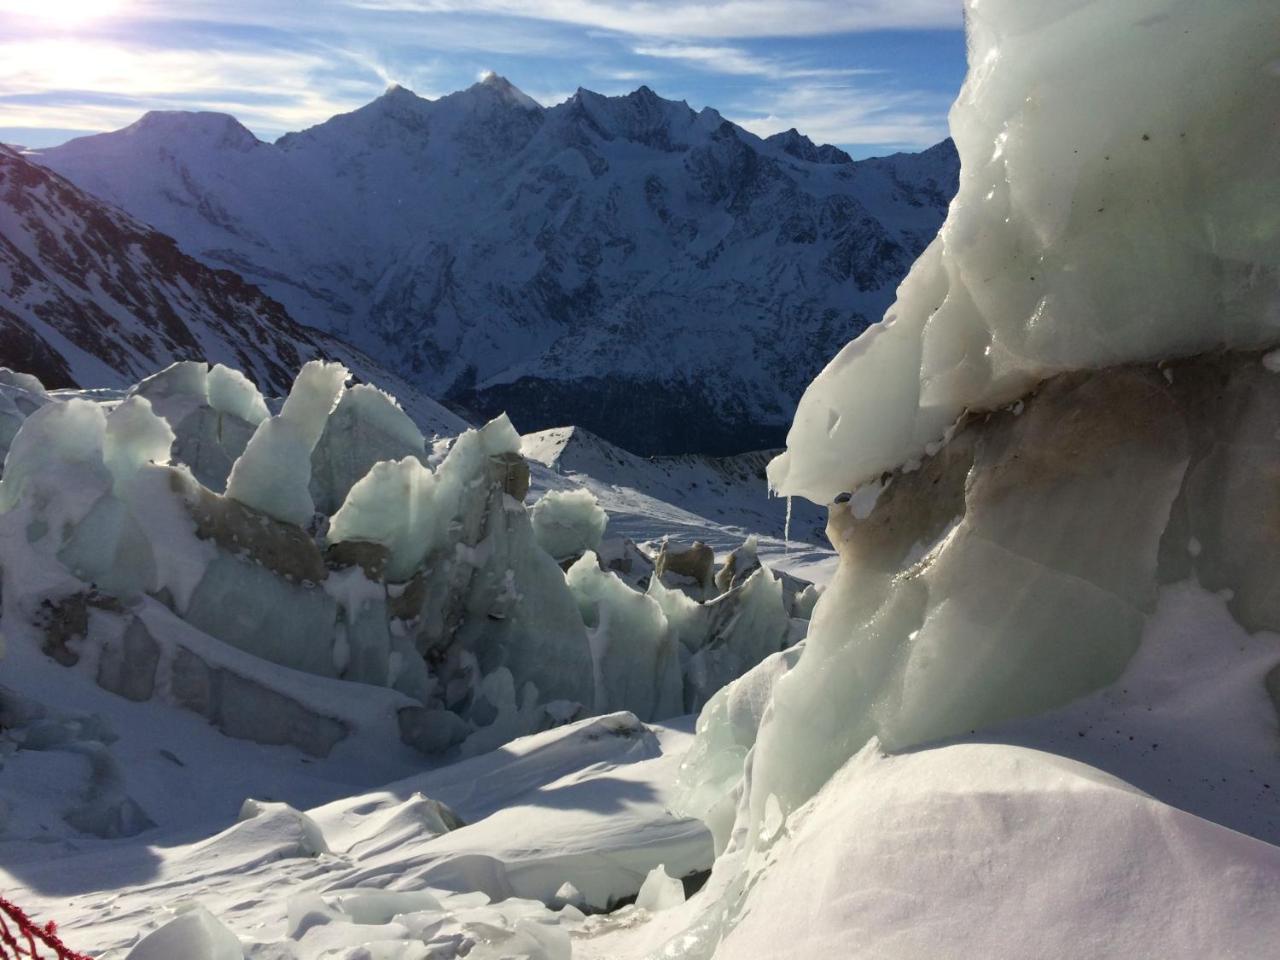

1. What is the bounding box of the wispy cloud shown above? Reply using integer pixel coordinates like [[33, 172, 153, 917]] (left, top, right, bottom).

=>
[[730, 81, 951, 152], [0, 0, 965, 152], [632, 41, 876, 80], [347, 0, 961, 39], [0, 37, 387, 138]]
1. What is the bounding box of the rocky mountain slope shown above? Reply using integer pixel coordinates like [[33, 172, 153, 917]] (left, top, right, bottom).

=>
[[32, 78, 958, 454], [0, 145, 465, 434]]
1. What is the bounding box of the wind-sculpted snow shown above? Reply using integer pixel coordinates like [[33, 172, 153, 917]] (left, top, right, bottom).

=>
[[32, 80, 957, 456], [770, 0, 1280, 504]]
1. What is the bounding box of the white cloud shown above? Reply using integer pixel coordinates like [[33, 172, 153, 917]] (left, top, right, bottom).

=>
[[0, 38, 388, 137], [632, 41, 876, 80], [0, 0, 962, 148], [730, 81, 951, 152], [348, 0, 961, 39]]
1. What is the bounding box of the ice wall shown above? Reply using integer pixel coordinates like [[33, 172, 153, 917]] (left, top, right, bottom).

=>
[[769, 0, 1280, 504], [131, 361, 267, 492], [310, 383, 426, 516], [667, 3, 1280, 956]]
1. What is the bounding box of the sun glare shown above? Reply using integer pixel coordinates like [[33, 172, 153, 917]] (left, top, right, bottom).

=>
[[5, 0, 123, 26]]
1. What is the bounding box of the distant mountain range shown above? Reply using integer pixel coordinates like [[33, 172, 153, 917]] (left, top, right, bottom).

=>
[[26, 76, 957, 454], [0, 144, 464, 435]]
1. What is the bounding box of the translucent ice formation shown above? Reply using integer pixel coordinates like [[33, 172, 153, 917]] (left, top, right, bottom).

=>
[[530, 487, 608, 562], [666, 3, 1280, 957], [310, 382, 425, 516], [567, 551, 682, 722], [225, 359, 348, 525], [0, 368, 49, 469], [769, 0, 1280, 504], [635, 863, 685, 913], [0, 355, 804, 764], [649, 566, 792, 713], [131, 361, 268, 492], [672, 643, 802, 854]]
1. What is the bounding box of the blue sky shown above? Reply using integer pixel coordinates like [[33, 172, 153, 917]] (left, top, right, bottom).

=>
[[0, 1, 966, 157]]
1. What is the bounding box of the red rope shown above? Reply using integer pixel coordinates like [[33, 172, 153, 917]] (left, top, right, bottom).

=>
[[0, 897, 94, 960]]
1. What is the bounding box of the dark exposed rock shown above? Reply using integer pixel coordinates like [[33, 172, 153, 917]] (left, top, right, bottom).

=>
[[174, 469, 328, 584], [656, 541, 715, 594], [34, 591, 123, 667], [325, 540, 391, 581], [170, 646, 349, 757], [0, 145, 326, 393]]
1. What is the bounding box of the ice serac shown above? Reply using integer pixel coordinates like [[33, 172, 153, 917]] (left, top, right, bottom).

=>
[[225, 359, 348, 525], [310, 383, 426, 516], [667, 2, 1280, 957], [567, 551, 682, 722], [769, 0, 1280, 504], [530, 487, 608, 562]]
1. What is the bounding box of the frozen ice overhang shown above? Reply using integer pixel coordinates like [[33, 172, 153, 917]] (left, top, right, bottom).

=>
[[769, 0, 1280, 505]]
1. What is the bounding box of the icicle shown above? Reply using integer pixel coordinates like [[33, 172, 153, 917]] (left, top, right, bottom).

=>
[[783, 495, 793, 554]]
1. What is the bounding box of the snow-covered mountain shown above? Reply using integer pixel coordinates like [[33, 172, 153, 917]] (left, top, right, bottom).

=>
[[32, 78, 958, 454], [523, 424, 829, 550], [0, 145, 466, 435]]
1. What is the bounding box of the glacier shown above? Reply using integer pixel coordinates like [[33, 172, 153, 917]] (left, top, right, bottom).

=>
[[0, 359, 807, 771], [3, 1, 1280, 957]]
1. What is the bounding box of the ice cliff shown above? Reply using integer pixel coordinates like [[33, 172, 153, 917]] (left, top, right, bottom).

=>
[[666, 1, 1280, 956], [769, 0, 1280, 505]]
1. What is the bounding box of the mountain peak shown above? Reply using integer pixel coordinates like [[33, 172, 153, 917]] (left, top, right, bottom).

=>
[[128, 111, 260, 150], [468, 72, 542, 111], [765, 127, 852, 165]]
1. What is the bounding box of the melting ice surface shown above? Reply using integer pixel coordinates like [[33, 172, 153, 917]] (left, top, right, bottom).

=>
[[769, 0, 1280, 505], [655, 2, 1280, 959]]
